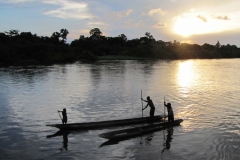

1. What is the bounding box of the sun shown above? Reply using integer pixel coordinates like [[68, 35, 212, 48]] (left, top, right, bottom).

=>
[[171, 11, 234, 37], [172, 15, 210, 37], [173, 17, 197, 37]]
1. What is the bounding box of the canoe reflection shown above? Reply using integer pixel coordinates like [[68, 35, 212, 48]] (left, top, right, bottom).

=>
[[46, 130, 70, 151], [99, 139, 121, 147], [46, 130, 70, 138], [99, 133, 155, 148], [46, 130, 88, 151]]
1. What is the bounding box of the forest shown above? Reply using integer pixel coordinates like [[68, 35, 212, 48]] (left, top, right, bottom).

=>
[[0, 28, 240, 66]]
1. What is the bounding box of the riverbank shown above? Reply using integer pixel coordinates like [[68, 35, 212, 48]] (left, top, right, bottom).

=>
[[97, 55, 149, 60]]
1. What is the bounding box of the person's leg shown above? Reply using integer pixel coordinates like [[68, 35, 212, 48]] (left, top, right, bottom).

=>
[[150, 108, 155, 117], [63, 116, 67, 124], [168, 115, 171, 122]]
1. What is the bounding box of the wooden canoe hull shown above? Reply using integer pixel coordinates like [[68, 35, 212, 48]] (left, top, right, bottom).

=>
[[99, 119, 183, 139], [46, 115, 165, 130]]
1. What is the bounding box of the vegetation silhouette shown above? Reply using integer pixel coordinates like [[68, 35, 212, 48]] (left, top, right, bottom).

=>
[[1, 28, 240, 66]]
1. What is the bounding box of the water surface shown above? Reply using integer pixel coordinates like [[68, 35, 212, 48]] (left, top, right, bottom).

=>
[[0, 59, 239, 160]]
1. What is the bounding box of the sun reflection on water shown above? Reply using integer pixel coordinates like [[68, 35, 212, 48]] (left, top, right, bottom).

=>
[[176, 60, 200, 131], [177, 60, 195, 88]]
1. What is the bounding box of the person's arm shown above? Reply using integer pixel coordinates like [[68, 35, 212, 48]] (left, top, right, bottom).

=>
[[141, 98, 148, 103], [164, 102, 167, 107], [58, 110, 62, 112], [142, 104, 149, 110]]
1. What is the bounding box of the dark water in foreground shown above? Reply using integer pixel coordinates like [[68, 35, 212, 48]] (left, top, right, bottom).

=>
[[0, 59, 239, 160]]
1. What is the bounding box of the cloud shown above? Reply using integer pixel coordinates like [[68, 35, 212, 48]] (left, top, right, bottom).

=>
[[125, 9, 133, 16], [102, 9, 134, 29], [149, 8, 165, 16], [197, 15, 207, 22], [214, 15, 230, 20], [42, 0, 93, 19], [152, 22, 166, 28], [110, 9, 133, 20], [87, 21, 107, 29], [2, 0, 34, 3]]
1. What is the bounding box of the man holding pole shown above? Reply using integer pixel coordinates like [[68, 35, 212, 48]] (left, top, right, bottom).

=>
[[141, 96, 155, 117], [58, 108, 67, 124], [164, 101, 174, 122]]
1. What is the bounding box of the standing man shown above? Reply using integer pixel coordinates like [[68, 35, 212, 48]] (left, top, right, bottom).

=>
[[142, 96, 155, 117], [58, 108, 67, 124], [164, 102, 174, 122]]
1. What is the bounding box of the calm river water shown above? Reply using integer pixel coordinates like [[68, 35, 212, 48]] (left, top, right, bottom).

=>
[[0, 59, 239, 160]]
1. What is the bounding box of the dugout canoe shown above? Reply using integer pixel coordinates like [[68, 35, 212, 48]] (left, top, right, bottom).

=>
[[46, 115, 165, 130], [99, 119, 183, 139]]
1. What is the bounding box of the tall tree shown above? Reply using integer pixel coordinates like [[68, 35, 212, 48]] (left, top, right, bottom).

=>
[[60, 29, 69, 42], [215, 41, 221, 49], [118, 34, 127, 42], [5, 29, 19, 37], [145, 32, 154, 40], [51, 32, 61, 41], [140, 32, 155, 44], [79, 35, 85, 40], [89, 28, 102, 40], [51, 29, 69, 43]]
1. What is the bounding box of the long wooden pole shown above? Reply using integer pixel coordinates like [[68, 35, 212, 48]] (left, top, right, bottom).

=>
[[141, 90, 143, 117], [164, 96, 165, 122], [58, 111, 63, 122]]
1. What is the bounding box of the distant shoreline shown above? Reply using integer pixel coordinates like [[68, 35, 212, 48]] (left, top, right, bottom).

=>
[[1, 56, 240, 67], [1, 29, 240, 67], [97, 55, 148, 60]]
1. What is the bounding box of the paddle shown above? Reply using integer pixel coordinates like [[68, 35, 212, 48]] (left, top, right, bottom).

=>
[[58, 110, 63, 123], [141, 90, 143, 117], [164, 96, 166, 123], [140, 90, 144, 145], [162, 96, 166, 153]]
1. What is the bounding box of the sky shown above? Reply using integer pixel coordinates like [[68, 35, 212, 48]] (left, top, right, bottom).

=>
[[1, 0, 240, 47]]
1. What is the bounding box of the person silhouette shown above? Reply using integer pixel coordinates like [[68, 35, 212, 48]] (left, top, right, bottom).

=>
[[62, 133, 68, 150], [141, 96, 155, 117], [58, 108, 67, 124], [164, 102, 174, 122], [59, 132, 69, 151]]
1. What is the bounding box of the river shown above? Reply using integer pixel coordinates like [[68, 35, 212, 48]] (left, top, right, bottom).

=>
[[0, 59, 239, 160]]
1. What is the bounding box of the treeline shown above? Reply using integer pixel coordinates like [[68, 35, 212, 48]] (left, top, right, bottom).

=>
[[0, 28, 240, 66], [0, 29, 75, 66]]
